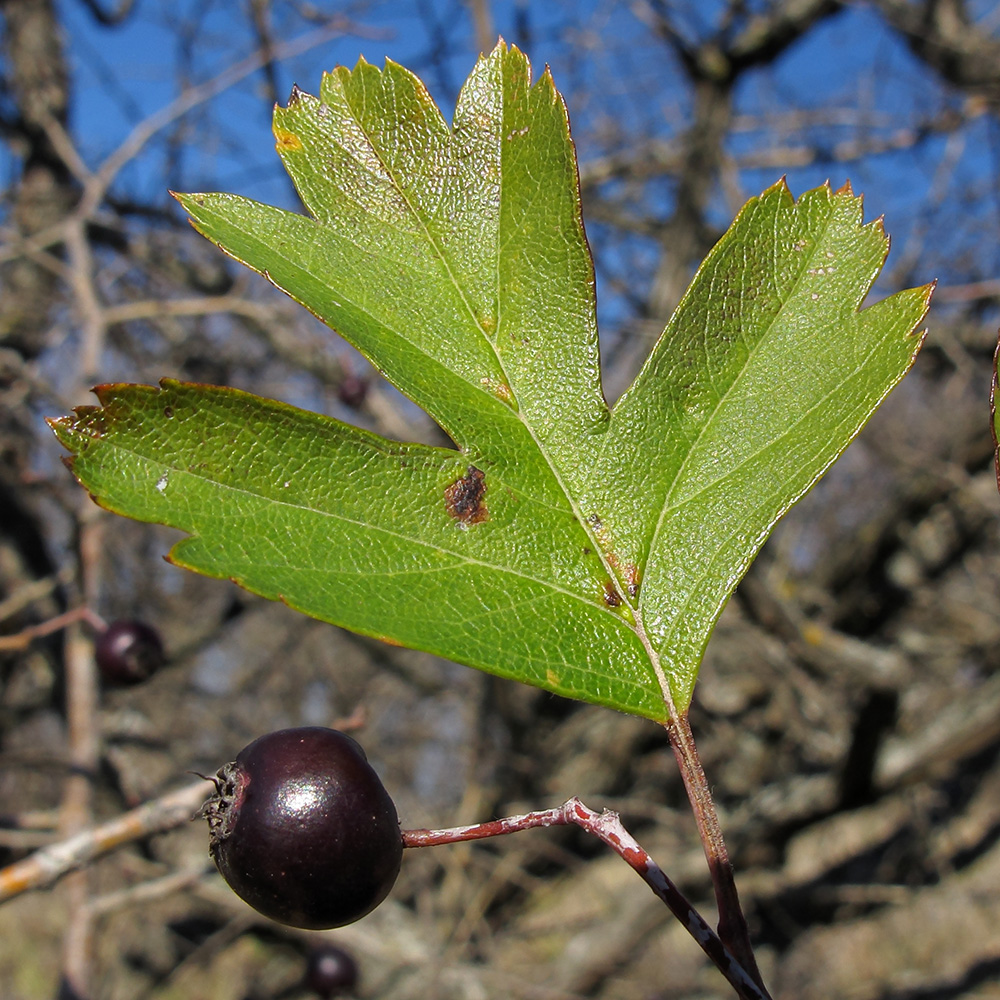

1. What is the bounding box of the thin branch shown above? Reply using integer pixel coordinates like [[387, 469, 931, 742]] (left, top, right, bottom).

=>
[[466, 0, 495, 55], [404, 797, 770, 1000], [0, 780, 213, 903], [102, 294, 282, 325], [0, 570, 73, 624], [0, 22, 346, 271], [77, 0, 135, 27], [80, 22, 346, 217], [0, 605, 105, 652], [86, 865, 207, 917]]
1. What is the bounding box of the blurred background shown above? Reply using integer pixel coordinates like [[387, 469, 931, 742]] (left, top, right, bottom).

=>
[[2, 1, 1000, 998]]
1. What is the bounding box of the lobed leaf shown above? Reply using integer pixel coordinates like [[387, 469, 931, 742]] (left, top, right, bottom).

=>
[[52, 44, 932, 718], [52, 380, 663, 720]]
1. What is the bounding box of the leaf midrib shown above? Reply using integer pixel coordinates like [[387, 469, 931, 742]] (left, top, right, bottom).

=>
[[659, 333, 891, 633], [87, 431, 626, 620], [639, 198, 844, 603], [339, 70, 628, 622]]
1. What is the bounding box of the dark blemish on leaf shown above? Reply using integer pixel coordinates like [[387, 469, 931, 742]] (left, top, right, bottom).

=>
[[445, 466, 488, 526], [288, 83, 305, 104], [582, 547, 592, 556], [479, 376, 514, 407], [273, 126, 303, 152], [603, 581, 622, 608], [163, 406, 174, 418], [624, 564, 640, 600]]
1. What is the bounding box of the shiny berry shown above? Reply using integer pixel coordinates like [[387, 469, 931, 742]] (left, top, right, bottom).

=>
[[202, 727, 402, 929], [95, 619, 164, 685], [305, 944, 359, 997]]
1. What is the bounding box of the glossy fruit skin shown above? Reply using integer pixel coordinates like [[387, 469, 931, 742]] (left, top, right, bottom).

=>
[[95, 619, 164, 685], [203, 727, 402, 930], [305, 944, 359, 998]]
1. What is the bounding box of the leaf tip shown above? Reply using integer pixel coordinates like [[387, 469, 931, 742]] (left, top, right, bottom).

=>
[[907, 279, 937, 335], [760, 175, 793, 207], [171, 191, 206, 209]]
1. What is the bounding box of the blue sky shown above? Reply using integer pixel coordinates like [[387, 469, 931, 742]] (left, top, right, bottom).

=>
[[19, 0, 999, 335]]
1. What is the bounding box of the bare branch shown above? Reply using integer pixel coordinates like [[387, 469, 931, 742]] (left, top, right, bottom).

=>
[[869, 0, 1000, 98], [0, 780, 213, 904]]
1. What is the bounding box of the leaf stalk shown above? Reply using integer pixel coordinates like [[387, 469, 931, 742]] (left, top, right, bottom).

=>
[[667, 712, 767, 994]]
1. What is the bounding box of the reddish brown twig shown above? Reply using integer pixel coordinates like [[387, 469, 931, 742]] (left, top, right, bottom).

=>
[[403, 797, 769, 1000], [0, 604, 106, 652], [667, 712, 765, 990]]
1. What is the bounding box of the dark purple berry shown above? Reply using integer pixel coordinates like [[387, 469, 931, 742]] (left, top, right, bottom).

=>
[[336, 374, 369, 409], [305, 944, 359, 998], [202, 727, 402, 930], [95, 619, 164, 685]]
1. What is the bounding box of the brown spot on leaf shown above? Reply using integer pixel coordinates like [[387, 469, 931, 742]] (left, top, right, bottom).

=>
[[163, 406, 174, 418], [602, 580, 622, 608], [445, 466, 488, 526], [273, 126, 303, 152], [479, 375, 514, 407]]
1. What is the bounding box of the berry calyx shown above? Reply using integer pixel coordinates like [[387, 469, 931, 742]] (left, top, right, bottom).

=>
[[202, 727, 402, 929], [305, 944, 359, 997], [95, 619, 164, 685]]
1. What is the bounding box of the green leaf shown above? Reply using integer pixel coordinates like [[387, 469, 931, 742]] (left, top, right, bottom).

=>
[[55, 381, 658, 717], [50, 44, 932, 720]]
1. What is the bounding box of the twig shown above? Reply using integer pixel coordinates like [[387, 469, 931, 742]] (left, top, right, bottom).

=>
[[0, 779, 213, 904], [102, 294, 282, 325], [666, 713, 766, 993], [403, 797, 769, 1000], [0, 22, 347, 269], [58, 511, 108, 995], [0, 570, 73, 625], [59, 620, 101, 992], [0, 605, 106, 652], [79, 22, 348, 218], [86, 865, 207, 917], [465, 0, 495, 55]]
